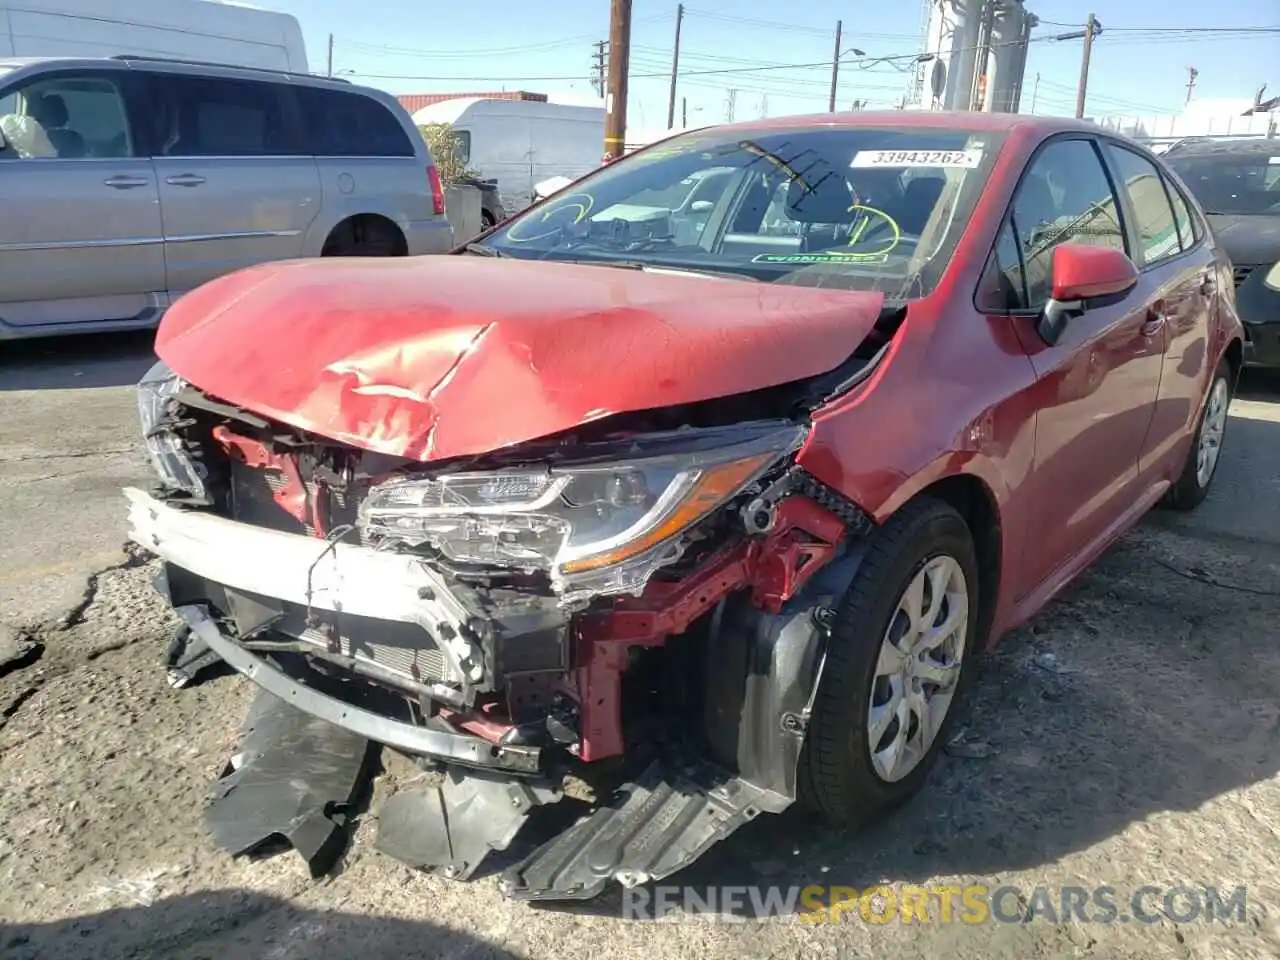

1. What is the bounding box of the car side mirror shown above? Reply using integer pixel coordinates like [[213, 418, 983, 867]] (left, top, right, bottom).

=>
[[689, 200, 715, 214], [1037, 243, 1140, 345]]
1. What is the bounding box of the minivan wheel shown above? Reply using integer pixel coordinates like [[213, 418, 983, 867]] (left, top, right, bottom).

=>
[[800, 496, 979, 826], [481, 209, 496, 229], [1160, 357, 1232, 511], [322, 219, 405, 257]]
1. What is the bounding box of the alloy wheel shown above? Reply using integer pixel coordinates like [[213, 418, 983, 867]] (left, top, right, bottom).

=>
[[867, 554, 969, 783]]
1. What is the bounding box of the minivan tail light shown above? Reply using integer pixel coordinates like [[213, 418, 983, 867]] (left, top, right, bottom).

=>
[[427, 165, 446, 216]]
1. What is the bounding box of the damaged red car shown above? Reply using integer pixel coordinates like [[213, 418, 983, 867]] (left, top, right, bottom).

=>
[[126, 112, 1243, 899]]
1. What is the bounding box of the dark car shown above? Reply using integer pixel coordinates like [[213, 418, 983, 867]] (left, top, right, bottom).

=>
[[1163, 138, 1280, 367], [126, 112, 1242, 901], [457, 173, 506, 228]]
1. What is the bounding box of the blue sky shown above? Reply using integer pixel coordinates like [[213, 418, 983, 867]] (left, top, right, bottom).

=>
[[257, 0, 1278, 126]]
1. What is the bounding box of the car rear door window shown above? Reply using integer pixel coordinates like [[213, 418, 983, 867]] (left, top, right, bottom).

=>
[[1163, 174, 1198, 247], [150, 74, 294, 157], [1010, 138, 1127, 309], [1106, 144, 1183, 265], [297, 87, 414, 157]]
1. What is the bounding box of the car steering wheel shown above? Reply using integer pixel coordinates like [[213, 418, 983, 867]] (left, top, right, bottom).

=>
[[845, 203, 903, 256]]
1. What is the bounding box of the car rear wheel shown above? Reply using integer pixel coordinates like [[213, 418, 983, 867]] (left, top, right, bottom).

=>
[[800, 496, 979, 825], [322, 219, 406, 257], [1160, 357, 1232, 511]]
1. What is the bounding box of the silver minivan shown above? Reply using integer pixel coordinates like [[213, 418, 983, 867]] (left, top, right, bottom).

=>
[[0, 56, 455, 340]]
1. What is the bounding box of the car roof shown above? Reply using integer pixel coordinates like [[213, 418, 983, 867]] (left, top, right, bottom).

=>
[[1164, 137, 1279, 158], [0, 55, 358, 92], [701, 109, 1103, 137]]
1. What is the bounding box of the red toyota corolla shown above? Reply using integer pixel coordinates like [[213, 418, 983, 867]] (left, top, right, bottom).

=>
[[126, 112, 1243, 900]]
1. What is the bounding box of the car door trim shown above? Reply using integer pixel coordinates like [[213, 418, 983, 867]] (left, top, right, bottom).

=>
[[165, 229, 303, 243], [0, 236, 165, 252]]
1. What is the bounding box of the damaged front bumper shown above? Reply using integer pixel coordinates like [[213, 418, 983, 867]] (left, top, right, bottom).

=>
[[126, 483, 866, 899]]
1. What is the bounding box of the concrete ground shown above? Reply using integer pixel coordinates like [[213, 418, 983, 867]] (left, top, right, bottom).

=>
[[0, 333, 1277, 960]]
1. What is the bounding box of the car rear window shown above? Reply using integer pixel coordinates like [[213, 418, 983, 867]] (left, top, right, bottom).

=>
[[297, 87, 415, 158], [480, 125, 1005, 297]]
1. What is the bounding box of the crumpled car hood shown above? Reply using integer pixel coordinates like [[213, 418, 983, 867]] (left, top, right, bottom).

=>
[[154, 256, 885, 462]]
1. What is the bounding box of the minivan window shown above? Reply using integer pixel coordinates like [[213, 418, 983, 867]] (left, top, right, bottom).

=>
[[298, 87, 414, 158], [479, 126, 1006, 296], [0, 74, 134, 159], [152, 74, 293, 157], [1106, 144, 1182, 264]]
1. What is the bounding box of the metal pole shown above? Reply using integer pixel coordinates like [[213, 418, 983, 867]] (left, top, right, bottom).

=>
[[666, 3, 683, 129], [1030, 72, 1040, 113], [682, 96, 687, 127], [604, 0, 632, 159], [1075, 13, 1096, 119], [326, 33, 334, 77], [828, 20, 842, 112]]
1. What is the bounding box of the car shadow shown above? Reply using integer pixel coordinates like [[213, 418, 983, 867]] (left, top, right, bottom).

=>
[[544, 404, 1280, 920], [0, 330, 157, 391], [0, 890, 524, 960]]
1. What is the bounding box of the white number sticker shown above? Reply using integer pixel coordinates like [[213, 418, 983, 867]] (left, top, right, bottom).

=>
[[851, 148, 984, 169]]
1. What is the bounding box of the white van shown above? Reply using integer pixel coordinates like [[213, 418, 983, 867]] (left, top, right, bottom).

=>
[[0, 0, 308, 73], [412, 98, 605, 213]]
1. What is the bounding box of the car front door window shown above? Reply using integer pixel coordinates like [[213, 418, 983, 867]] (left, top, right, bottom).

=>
[[1011, 138, 1128, 309]]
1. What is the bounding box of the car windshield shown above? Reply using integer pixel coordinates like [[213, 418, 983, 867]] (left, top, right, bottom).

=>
[[479, 125, 1005, 298], [1165, 149, 1280, 216]]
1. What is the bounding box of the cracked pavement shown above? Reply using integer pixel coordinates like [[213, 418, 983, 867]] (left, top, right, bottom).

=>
[[1, 334, 1278, 960]]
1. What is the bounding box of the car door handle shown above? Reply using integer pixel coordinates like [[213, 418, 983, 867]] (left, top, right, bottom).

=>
[[1141, 302, 1167, 337], [165, 174, 206, 187], [103, 175, 150, 189]]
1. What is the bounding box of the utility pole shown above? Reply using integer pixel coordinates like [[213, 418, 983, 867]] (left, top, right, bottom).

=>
[[604, 0, 632, 159], [666, 3, 684, 129], [681, 96, 687, 127], [326, 33, 334, 77], [1185, 67, 1198, 105], [1075, 13, 1098, 119], [759, 92, 768, 118], [592, 40, 608, 98], [1030, 72, 1040, 112], [725, 88, 738, 122], [828, 20, 842, 112]]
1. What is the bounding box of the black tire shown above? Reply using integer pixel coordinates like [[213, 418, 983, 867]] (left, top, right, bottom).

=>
[[322, 220, 404, 258], [481, 209, 496, 230], [799, 496, 980, 826], [1160, 357, 1233, 511]]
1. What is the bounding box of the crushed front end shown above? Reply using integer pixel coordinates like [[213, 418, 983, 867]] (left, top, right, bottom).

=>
[[127, 360, 876, 899]]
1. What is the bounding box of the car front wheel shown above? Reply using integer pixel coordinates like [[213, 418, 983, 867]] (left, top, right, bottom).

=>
[[1161, 357, 1232, 511], [800, 496, 980, 825]]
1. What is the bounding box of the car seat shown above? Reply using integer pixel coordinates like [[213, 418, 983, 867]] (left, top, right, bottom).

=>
[[785, 170, 856, 252], [29, 94, 85, 158]]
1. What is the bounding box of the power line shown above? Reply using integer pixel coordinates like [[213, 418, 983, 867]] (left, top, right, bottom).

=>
[[338, 25, 1276, 85]]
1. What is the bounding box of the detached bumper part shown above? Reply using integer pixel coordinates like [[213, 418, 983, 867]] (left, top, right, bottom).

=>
[[500, 759, 784, 900], [206, 687, 374, 877]]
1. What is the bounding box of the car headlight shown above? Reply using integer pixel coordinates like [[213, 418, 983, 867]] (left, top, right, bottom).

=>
[[357, 422, 806, 599], [137, 360, 207, 499]]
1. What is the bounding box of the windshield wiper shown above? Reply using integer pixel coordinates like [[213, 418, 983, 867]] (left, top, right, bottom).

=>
[[463, 242, 504, 257], [558, 258, 759, 281]]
